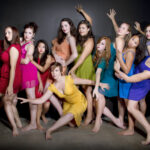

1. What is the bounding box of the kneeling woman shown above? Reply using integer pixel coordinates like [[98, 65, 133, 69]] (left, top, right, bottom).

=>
[[18, 62, 108, 140]]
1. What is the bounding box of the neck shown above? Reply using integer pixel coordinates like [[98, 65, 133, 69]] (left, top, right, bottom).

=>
[[39, 54, 42, 59], [55, 75, 62, 82]]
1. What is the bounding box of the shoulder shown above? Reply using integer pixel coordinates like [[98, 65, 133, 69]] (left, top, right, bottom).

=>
[[52, 38, 57, 44], [10, 44, 20, 52], [84, 38, 94, 47]]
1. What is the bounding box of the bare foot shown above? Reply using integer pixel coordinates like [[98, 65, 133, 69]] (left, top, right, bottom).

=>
[[118, 128, 134, 136], [12, 128, 19, 136], [41, 115, 48, 124], [114, 118, 126, 129], [92, 119, 102, 133], [142, 132, 150, 145], [21, 124, 37, 132], [37, 124, 45, 131], [83, 116, 92, 126], [68, 122, 75, 128], [46, 130, 52, 140]]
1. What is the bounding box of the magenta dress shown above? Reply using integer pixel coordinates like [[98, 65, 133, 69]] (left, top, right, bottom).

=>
[[21, 42, 38, 90]]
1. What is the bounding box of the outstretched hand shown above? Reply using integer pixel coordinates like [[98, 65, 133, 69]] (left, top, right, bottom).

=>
[[75, 4, 83, 13], [100, 83, 109, 91], [17, 97, 30, 104], [134, 21, 141, 32], [107, 9, 116, 20]]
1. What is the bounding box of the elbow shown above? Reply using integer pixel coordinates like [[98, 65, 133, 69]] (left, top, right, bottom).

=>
[[124, 69, 130, 74], [74, 53, 78, 59]]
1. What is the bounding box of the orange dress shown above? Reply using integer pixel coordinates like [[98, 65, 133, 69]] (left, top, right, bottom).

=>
[[52, 38, 71, 74]]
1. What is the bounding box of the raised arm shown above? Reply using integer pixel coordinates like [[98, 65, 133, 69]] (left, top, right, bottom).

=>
[[118, 70, 150, 83], [117, 50, 135, 74], [65, 36, 78, 66], [75, 4, 92, 25], [31, 55, 54, 72], [107, 9, 119, 35], [21, 43, 34, 64], [69, 38, 94, 74], [6, 47, 19, 96], [134, 21, 145, 35], [18, 89, 53, 104]]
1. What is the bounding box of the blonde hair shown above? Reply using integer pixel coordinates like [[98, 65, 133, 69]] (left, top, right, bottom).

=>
[[93, 36, 111, 68]]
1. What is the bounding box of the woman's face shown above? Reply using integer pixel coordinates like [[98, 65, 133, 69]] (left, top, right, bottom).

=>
[[24, 27, 34, 42], [5, 27, 13, 42], [38, 42, 46, 55], [61, 21, 71, 34], [96, 39, 106, 53], [146, 26, 150, 40], [118, 23, 129, 36], [51, 67, 61, 80], [79, 23, 89, 36], [128, 35, 139, 48]]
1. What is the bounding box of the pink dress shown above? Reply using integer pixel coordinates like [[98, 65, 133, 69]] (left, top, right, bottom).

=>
[[21, 42, 38, 90]]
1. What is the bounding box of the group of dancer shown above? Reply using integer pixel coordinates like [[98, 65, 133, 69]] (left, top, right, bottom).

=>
[[0, 5, 150, 145]]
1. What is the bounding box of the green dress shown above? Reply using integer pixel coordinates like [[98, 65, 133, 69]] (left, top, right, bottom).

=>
[[98, 43, 118, 97], [74, 44, 96, 81]]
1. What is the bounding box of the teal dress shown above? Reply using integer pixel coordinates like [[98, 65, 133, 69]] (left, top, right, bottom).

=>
[[98, 43, 118, 97], [74, 44, 96, 81]]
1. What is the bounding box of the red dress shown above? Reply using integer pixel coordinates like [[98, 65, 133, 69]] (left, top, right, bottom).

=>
[[35, 58, 50, 98], [0, 44, 22, 94]]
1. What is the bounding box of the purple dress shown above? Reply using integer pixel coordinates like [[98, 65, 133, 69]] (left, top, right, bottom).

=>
[[128, 56, 150, 101], [21, 42, 38, 90]]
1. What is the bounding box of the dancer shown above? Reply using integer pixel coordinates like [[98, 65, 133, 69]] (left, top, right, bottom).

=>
[[18, 62, 108, 139], [0, 26, 22, 136]]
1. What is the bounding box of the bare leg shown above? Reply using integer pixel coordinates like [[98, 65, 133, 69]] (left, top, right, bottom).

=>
[[36, 104, 44, 130], [41, 101, 50, 124], [127, 100, 150, 145], [12, 96, 22, 128], [83, 86, 93, 126], [22, 87, 37, 131], [92, 93, 105, 133], [103, 106, 126, 129], [139, 98, 147, 115], [3, 94, 19, 136], [46, 113, 74, 140], [50, 95, 63, 116]]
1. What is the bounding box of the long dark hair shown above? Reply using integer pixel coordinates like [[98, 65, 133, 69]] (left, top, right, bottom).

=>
[[3, 26, 20, 50], [57, 18, 76, 44], [24, 22, 38, 34], [134, 34, 147, 65], [33, 40, 49, 66], [77, 20, 94, 46]]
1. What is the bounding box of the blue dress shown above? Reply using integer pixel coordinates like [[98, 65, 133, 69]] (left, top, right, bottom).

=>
[[98, 43, 118, 97], [128, 56, 150, 101], [119, 50, 135, 99]]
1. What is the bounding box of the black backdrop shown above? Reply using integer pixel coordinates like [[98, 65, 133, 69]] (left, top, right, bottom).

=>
[[0, 0, 150, 118]]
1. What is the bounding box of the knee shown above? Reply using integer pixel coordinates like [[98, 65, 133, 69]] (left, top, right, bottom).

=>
[[127, 104, 135, 114]]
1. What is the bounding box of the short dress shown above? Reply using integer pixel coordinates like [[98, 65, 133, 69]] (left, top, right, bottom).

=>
[[48, 75, 87, 126], [74, 44, 96, 81], [0, 44, 22, 94], [128, 56, 150, 101], [21, 42, 38, 90], [119, 50, 135, 99], [98, 43, 118, 97]]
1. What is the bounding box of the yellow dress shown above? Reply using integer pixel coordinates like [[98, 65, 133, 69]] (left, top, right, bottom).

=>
[[48, 75, 87, 126]]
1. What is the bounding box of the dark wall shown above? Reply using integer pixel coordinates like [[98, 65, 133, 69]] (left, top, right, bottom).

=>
[[0, 0, 150, 45]]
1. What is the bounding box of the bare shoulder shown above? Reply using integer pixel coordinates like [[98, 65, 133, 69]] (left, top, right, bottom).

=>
[[84, 38, 94, 46]]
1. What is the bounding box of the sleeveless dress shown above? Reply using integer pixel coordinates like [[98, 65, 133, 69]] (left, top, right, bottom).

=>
[[98, 43, 118, 97], [35, 58, 50, 98], [119, 50, 135, 99], [0, 44, 22, 94], [128, 56, 150, 101], [74, 44, 95, 81], [48, 75, 87, 126], [21, 42, 38, 90]]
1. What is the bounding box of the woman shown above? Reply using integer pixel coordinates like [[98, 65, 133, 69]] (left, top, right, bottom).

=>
[[0, 26, 22, 136], [18, 62, 108, 140], [107, 9, 132, 126], [52, 18, 78, 74], [114, 56, 150, 145], [20, 22, 41, 131], [92, 37, 124, 133], [69, 5, 96, 125]]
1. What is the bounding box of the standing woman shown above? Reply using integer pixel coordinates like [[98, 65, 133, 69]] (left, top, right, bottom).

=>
[[69, 5, 96, 125], [20, 22, 39, 131], [0, 26, 22, 136], [107, 9, 132, 126], [52, 18, 78, 74]]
